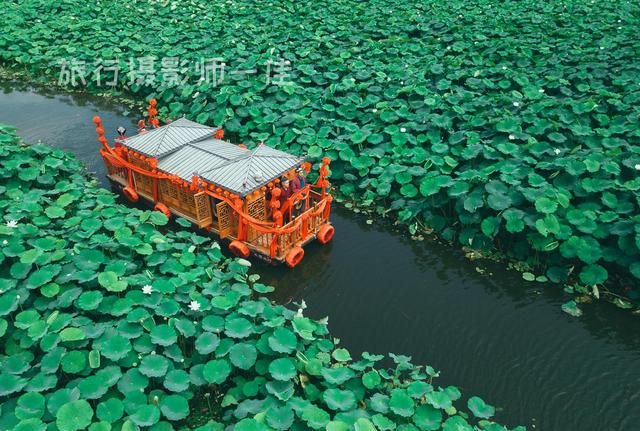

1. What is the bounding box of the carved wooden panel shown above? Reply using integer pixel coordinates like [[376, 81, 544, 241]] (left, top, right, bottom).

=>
[[194, 192, 212, 228], [217, 201, 234, 239]]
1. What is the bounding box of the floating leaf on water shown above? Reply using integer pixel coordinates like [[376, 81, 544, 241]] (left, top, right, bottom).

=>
[[467, 396, 495, 419], [561, 300, 583, 317]]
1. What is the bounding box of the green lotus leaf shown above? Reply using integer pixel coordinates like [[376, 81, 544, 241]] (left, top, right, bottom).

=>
[[561, 301, 583, 317], [148, 212, 169, 226], [14, 418, 47, 431], [389, 389, 415, 417], [195, 332, 220, 354], [26, 265, 61, 289], [10, 261, 31, 279], [323, 388, 357, 411], [224, 317, 253, 338], [269, 357, 297, 381], [362, 370, 381, 389], [266, 405, 295, 430], [101, 335, 132, 360], [96, 398, 124, 422], [425, 389, 452, 410], [413, 405, 442, 431], [268, 327, 297, 354], [78, 376, 109, 400], [266, 380, 295, 402], [534, 197, 558, 214], [139, 354, 170, 377], [0, 291, 20, 316], [322, 366, 355, 385], [442, 416, 472, 431], [150, 324, 177, 346], [579, 264, 608, 286], [203, 359, 232, 384], [47, 389, 80, 416], [98, 271, 128, 292], [61, 351, 87, 374], [354, 418, 377, 431], [371, 414, 395, 431], [160, 395, 189, 420], [130, 404, 161, 427], [467, 396, 495, 419], [59, 327, 85, 342], [15, 392, 46, 420], [235, 418, 269, 431], [331, 348, 351, 362], [229, 342, 258, 370], [55, 400, 93, 431], [164, 369, 190, 392], [301, 405, 330, 429]]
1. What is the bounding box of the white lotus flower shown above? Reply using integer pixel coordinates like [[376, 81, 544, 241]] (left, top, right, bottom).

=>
[[6, 220, 18, 228], [2, 240, 7, 245], [372, 108, 378, 113], [400, 127, 407, 133], [502, 66, 507, 70], [189, 300, 201, 311], [508, 134, 516, 140], [539, 88, 545, 93], [554, 148, 561, 155], [635, 164, 640, 170], [142, 284, 153, 295], [300, 299, 307, 310]]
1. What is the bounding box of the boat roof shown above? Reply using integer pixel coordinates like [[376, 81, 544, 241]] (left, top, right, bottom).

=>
[[121, 117, 304, 196]]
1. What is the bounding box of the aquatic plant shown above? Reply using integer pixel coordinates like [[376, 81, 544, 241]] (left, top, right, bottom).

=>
[[0, 126, 520, 430], [1, 0, 639, 301]]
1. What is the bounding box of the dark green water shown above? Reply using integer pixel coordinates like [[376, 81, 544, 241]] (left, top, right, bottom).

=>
[[1, 82, 639, 431]]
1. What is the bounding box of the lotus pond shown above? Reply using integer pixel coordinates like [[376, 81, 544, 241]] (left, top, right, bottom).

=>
[[2, 0, 640, 303], [2, 84, 640, 431], [0, 116, 524, 431]]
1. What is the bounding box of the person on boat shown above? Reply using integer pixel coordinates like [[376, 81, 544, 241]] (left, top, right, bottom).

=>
[[297, 167, 306, 189], [291, 168, 307, 216], [279, 177, 292, 223], [114, 126, 127, 147]]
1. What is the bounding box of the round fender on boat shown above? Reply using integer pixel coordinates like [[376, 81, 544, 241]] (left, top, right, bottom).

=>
[[123, 186, 139, 203], [154, 203, 171, 219], [317, 224, 335, 244], [285, 246, 304, 268], [229, 240, 250, 259]]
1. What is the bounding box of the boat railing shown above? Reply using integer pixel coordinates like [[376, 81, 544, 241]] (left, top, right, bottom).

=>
[[105, 159, 128, 184], [272, 191, 329, 256]]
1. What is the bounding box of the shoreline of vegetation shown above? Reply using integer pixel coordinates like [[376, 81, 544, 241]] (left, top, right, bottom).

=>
[[0, 125, 520, 430], [2, 0, 639, 314]]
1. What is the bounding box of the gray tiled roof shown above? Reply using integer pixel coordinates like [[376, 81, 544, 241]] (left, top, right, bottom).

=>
[[122, 117, 217, 158], [128, 118, 304, 196], [199, 144, 304, 196]]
